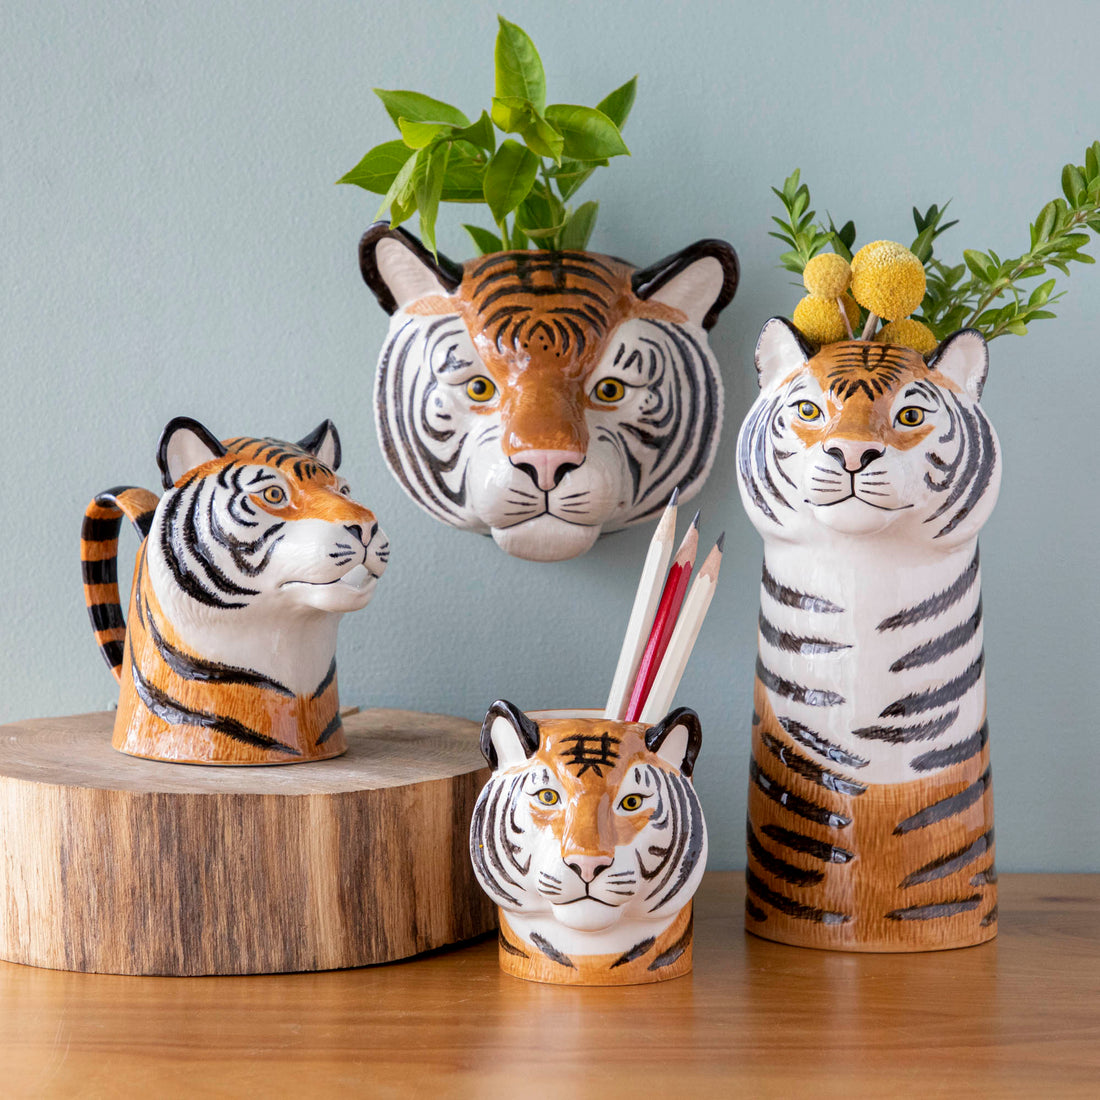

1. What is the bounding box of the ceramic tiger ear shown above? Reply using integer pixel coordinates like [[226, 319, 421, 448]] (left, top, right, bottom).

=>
[[359, 222, 464, 314], [480, 700, 540, 771], [156, 417, 227, 490], [644, 706, 702, 778], [298, 420, 341, 470], [928, 328, 989, 402], [632, 239, 739, 330], [755, 317, 814, 393]]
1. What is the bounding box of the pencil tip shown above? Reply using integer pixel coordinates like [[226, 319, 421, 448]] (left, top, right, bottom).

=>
[[716, 532, 726, 552], [690, 510, 700, 529], [668, 487, 679, 506]]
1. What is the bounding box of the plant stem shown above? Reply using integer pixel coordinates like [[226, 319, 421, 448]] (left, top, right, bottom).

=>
[[860, 312, 879, 340], [837, 297, 854, 339], [498, 219, 511, 250]]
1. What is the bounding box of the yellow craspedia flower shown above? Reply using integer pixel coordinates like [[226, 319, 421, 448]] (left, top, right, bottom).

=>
[[792, 293, 861, 345], [850, 240, 926, 321], [875, 318, 938, 356], [803, 253, 851, 298]]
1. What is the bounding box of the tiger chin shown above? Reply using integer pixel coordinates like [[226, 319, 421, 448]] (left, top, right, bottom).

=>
[[470, 702, 708, 985], [81, 416, 390, 765], [359, 223, 738, 561]]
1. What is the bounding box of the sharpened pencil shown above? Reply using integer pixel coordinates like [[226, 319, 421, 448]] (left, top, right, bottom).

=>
[[603, 489, 680, 719]]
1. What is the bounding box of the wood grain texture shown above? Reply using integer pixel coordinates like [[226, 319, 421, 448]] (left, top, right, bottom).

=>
[[0, 874, 1096, 1097], [0, 709, 494, 975]]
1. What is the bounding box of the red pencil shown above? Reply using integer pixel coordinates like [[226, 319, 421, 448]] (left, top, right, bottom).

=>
[[624, 513, 700, 722]]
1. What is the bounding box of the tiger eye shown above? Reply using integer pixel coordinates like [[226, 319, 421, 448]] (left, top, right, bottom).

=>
[[261, 486, 287, 505], [594, 378, 626, 403], [798, 401, 823, 422], [619, 793, 643, 811], [535, 789, 559, 806], [897, 406, 926, 427], [466, 376, 496, 402]]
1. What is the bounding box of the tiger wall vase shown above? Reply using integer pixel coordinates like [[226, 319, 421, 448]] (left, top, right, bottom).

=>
[[81, 417, 390, 765], [470, 703, 707, 985], [736, 320, 1001, 951], [359, 223, 738, 562]]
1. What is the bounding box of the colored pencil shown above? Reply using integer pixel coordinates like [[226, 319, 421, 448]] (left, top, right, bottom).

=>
[[603, 489, 679, 719], [639, 534, 725, 723], [623, 513, 699, 722]]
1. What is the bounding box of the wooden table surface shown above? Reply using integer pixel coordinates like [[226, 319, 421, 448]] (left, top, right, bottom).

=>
[[2, 873, 1097, 1098]]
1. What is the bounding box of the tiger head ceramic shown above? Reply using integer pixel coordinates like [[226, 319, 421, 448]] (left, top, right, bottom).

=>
[[470, 702, 707, 985], [359, 223, 738, 561], [736, 319, 1001, 951], [81, 417, 390, 765]]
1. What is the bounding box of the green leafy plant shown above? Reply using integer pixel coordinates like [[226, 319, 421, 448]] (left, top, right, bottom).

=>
[[770, 141, 1100, 341], [338, 16, 634, 256]]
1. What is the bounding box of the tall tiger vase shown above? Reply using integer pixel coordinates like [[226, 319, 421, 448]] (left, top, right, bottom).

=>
[[736, 319, 1001, 951], [81, 416, 390, 765], [358, 222, 738, 562], [470, 703, 707, 985]]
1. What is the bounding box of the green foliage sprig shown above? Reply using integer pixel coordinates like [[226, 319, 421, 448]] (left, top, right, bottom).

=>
[[771, 141, 1100, 341], [338, 16, 634, 256]]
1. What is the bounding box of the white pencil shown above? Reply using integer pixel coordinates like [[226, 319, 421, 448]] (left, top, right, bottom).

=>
[[603, 489, 680, 719], [639, 533, 724, 723]]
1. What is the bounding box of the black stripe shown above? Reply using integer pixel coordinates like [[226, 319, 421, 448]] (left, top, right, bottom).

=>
[[647, 915, 693, 971], [757, 658, 845, 707], [895, 767, 991, 835], [759, 732, 867, 796], [853, 708, 959, 744], [468, 790, 520, 906], [609, 937, 656, 969], [900, 831, 993, 888], [81, 515, 120, 542], [911, 721, 989, 772], [880, 655, 984, 718], [737, 398, 782, 525], [529, 932, 575, 969], [778, 717, 869, 770], [761, 823, 854, 864], [159, 489, 249, 610], [88, 602, 125, 632], [890, 600, 983, 672], [312, 659, 337, 699], [971, 864, 998, 886], [133, 509, 156, 539], [980, 904, 998, 927], [747, 824, 824, 887], [745, 871, 850, 925], [934, 401, 996, 540], [750, 760, 851, 828], [885, 897, 982, 921], [745, 899, 768, 923], [81, 557, 118, 585], [759, 612, 850, 657], [100, 639, 125, 668], [878, 550, 978, 630], [129, 654, 300, 755], [498, 932, 528, 959], [316, 713, 343, 745], [762, 562, 843, 613]]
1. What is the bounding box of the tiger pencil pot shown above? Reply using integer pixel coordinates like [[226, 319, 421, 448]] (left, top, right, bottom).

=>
[[358, 223, 738, 562], [736, 320, 1000, 952], [469, 704, 707, 985], [81, 417, 390, 765]]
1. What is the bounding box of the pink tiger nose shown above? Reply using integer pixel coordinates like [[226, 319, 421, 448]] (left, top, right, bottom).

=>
[[825, 438, 885, 473], [509, 449, 585, 491], [565, 854, 613, 883]]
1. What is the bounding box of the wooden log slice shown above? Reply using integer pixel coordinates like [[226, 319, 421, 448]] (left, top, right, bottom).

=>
[[0, 709, 495, 975]]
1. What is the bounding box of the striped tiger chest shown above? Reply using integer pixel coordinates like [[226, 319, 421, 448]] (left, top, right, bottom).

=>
[[746, 541, 996, 950]]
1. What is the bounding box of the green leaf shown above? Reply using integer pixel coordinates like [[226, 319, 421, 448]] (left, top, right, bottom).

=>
[[483, 140, 539, 223], [560, 201, 599, 250], [544, 104, 629, 161], [911, 225, 936, 263], [440, 148, 489, 202], [388, 191, 415, 231], [1034, 201, 1057, 243], [596, 77, 637, 130], [1086, 141, 1100, 182], [451, 110, 496, 153], [374, 89, 469, 128], [336, 140, 415, 194], [1062, 164, 1087, 206], [552, 160, 596, 201], [398, 118, 455, 149], [515, 189, 563, 238], [1005, 321, 1028, 336], [375, 148, 420, 220], [522, 111, 564, 163], [491, 95, 533, 134], [495, 17, 545, 112], [963, 249, 990, 279], [782, 170, 800, 204], [463, 224, 504, 255], [414, 144, 448, 255], [1024, 309, 1057, 321]]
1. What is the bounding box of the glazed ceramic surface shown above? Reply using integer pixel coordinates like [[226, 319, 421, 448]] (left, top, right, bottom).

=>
[[81, 417, 389, 764], [470, 704, 707, 984], [736, 321, 1001, 951], [359, 224, 738, 561]]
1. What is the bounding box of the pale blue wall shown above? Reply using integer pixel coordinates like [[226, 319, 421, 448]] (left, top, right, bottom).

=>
[[2, 0, 1097, 869]]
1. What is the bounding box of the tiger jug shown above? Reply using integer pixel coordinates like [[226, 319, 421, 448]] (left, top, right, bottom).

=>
[[736, 319, 1001, 951], [469, 703, 707, 985], [81, 417, 390, 765], [359, 223, 738, 562]]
